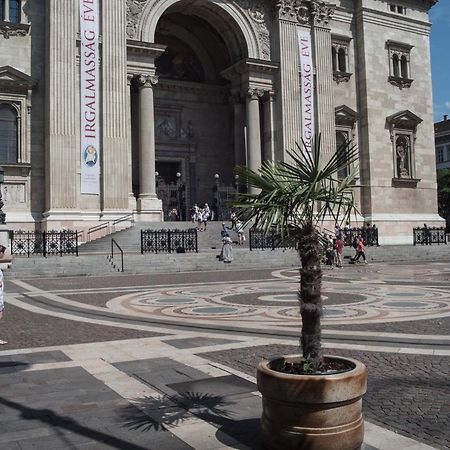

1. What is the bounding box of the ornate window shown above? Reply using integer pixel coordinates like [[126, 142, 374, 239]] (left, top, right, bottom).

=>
[[388, 4, 407, 15], [0, 65, 36, 165], [335, 105, 358, 180], [332, 35, 352, 84], [387, 110, 422, 186], [0, 103, 18, 162], [387, 40, 413, 89]]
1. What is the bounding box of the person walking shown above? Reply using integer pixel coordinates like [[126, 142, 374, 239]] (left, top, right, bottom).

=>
[[354, 237, 367, 264], [235, 220, 245, 245], [222, 233, 233, 263], [335, 235, 344, 268]]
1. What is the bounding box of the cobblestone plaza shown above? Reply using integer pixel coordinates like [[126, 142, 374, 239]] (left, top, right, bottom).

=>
[[0, 260, 448, 449]]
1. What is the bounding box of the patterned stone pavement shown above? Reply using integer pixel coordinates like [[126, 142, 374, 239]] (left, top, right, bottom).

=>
[[0, 261, 448, 448]]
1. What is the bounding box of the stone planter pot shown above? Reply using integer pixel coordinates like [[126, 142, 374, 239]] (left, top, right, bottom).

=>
[[257, 355, 367, 450]]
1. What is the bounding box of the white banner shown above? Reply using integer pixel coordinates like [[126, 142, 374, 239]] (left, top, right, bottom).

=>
[[298, 29, 314, 152], [80, 0, 100, 194]]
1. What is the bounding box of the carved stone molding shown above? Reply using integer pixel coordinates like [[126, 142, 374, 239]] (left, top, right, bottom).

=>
[[126, 0, 147, 39], [311, 1, 335, 25], [388, 76, 413, 90], [247, 87, 265, 99], [0, 21, 30, 39], [233, 0, 271, 59], [333, 71, 351, 84], [275, 0, 334, 26], [136, 74, 159, 88]]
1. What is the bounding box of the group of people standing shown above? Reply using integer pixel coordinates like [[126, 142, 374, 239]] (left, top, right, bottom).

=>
[[191, 203, 211, 232], [324, 222, 370, 268]]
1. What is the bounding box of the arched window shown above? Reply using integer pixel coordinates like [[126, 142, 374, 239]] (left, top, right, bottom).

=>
[[336, 131, 349, 179], [332, 47, 337, 72], [392, 53, 400, 78], [338, 48, 346, 72], [0, 104, 18, 163], [400, 55, 408, 78], [9, 0, 20, 23]]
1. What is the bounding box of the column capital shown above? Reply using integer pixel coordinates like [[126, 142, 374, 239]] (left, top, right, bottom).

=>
[[127, 73, 134, 86], [136, 74, 158, 88], [247, 88, 265, 100], [274, 0, 334, 26], [311, 1, 335, 27]]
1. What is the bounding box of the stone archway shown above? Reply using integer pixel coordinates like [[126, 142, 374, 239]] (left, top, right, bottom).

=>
[[127, 0, 275, 220]]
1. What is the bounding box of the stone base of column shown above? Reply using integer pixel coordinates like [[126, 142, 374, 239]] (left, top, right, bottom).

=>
[[136, 196, 163, 222]]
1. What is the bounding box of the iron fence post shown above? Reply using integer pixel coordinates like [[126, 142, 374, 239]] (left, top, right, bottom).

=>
[[249, 229, 252, 251], [141, 230, 143, 254], [168, 229, 171, 253], [195, 229, 198, 253], [76, 231, 79, 256], [271, 231, 275, 251], [43, 232, 47, 258]]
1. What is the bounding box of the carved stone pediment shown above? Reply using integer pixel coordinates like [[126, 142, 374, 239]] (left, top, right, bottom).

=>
[[335, 105, 357, 126], [0, 66, 36, 90], [386, 110, 423, 130]]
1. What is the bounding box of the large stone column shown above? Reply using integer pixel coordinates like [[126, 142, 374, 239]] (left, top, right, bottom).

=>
[[246, 88, 263, 194], [135, 74, 162, 221], [44, 0, 78, 224], [273, 2, 302, 161], [311, 2, 336, 157], [4, 0, 9, 21], [101, 0, 130, 216], [231, 93, 246, 168], [263, 91, 276, 162]]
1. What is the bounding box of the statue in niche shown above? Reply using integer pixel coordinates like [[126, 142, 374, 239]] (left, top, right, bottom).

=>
[[396, 138, 410, 178]]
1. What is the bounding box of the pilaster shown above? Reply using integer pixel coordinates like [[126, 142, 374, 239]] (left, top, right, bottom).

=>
[[44, 0, 78, 215], [311, 1, 336, 158], [102, 0, 130, 214], [273, 2, 302, 158]]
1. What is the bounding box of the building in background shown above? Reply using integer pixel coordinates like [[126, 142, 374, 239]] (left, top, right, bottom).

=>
[[435, 115, 450, 170], [0, 0, 443, 244]]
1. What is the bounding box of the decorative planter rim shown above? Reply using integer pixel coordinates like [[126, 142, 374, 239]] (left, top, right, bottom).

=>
[[257, 354, 366, 381]]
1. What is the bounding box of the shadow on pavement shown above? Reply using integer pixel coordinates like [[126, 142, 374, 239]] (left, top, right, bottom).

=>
[[121, 392, 261, 448], [0, 361, 30, 373], [0, 397, 148, 450]]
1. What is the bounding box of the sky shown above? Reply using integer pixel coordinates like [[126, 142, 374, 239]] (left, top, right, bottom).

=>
[[430, 1, 450, 122]]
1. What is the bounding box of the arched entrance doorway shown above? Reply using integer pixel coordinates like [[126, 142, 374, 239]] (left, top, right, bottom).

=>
[[129, 0, 276, 222], [152, 1, 248, 220]]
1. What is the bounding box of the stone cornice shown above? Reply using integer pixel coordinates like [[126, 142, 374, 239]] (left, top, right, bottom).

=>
[[221, 58, 279, 81], [127, 40, 166, 58]]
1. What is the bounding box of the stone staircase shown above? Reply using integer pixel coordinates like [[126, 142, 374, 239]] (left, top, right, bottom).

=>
[[78, 221, 243, 254], [3, 221, 450, 279]]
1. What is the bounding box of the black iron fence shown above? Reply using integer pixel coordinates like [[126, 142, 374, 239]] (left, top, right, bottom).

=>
[[11, 230, 79, 257], [249, 229, 280, 251], [249, 226, 380, 251], [342, 227, 379, 247], [413, 227, 447, 245], [141, 229, 198, 254]]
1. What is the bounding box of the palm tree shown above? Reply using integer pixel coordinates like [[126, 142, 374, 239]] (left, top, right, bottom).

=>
[[233, 136, 359, 371]]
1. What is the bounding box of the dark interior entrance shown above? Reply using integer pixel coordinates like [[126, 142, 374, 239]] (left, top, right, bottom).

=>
[[155, 161, 181, 184]]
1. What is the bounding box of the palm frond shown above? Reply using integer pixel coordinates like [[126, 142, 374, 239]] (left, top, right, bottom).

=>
[[233, 135, 359, 247]]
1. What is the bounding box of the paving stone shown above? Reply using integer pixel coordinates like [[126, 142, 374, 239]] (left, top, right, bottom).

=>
[[162, 337, 240, 349], [168, 375, 257, 398]]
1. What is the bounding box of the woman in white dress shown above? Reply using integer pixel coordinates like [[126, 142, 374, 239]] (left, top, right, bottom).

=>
[[222, 234, 233, 263]]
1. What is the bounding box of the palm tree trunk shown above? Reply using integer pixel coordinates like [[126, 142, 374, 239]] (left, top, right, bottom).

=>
[[298, 222, 323, 370]]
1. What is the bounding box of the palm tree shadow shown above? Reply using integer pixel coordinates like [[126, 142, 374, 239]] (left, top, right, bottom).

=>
[[121, 392, 261, 448]]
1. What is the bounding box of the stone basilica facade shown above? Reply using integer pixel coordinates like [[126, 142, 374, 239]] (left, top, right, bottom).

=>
[[0, 0, 441, 244]]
